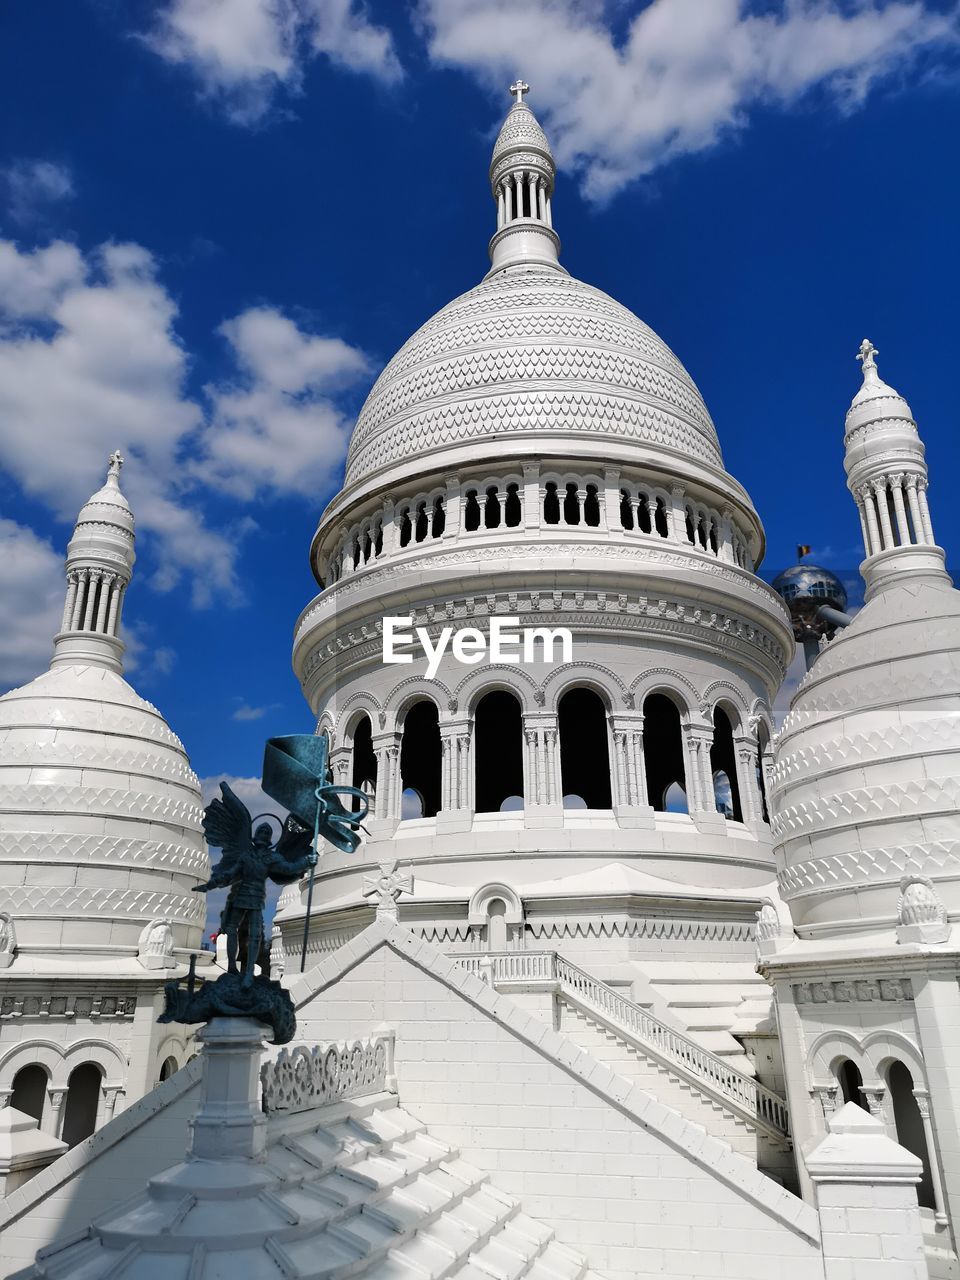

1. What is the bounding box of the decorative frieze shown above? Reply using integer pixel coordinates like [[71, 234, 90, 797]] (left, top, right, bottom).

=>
[[260, 1034, 393, 1115], [792, 977, 913, 1004], [0, 991, 138, 1019]]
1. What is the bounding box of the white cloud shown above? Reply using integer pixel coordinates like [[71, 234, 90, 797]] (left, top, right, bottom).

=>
[[418, 0, 959, 200], [3, 160, 74, 227], [233, 702, 269, 720], [198, 306, 368, 500], [0, 519, 64, 691], [147, 0, 400, 123], [0, 237, 244, 607], [0, 239, 365, 615]]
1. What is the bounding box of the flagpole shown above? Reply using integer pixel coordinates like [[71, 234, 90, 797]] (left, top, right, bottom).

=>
[[300, 790, 323, 973]]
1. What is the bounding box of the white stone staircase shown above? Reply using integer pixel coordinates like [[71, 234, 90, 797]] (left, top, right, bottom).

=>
[[631, 959, 776, 1076], [456, 950, 794, 1187]]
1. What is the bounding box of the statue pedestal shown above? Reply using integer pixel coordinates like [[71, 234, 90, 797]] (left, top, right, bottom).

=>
[[189, 1017, 267, 1164]]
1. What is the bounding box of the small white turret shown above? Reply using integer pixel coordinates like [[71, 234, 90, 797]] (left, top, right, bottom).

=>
[[844, 340, 948, 600], [51, 450, 136, 673], [488, 82, 562, 275]]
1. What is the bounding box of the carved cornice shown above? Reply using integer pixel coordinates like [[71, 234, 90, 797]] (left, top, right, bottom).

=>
[[792, 977, 913, 1004], [0, 991, 139, 1019]]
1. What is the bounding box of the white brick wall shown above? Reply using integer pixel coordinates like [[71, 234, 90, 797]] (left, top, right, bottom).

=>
[[291, 929, 824, 1280]]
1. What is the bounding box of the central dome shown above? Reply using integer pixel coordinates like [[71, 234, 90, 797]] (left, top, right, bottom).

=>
[[343, 263, 724, 489]]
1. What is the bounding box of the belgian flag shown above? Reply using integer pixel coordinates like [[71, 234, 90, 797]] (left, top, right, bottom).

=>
[[797, 544, 812, 560]]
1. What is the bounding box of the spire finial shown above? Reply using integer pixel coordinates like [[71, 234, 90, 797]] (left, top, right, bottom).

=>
[[509, 79, 530, 105], [856, 338, 879, 380], [108, 449, 124, 478]]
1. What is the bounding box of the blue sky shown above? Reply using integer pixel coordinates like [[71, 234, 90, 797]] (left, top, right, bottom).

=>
[[1, 0, 958, 796]]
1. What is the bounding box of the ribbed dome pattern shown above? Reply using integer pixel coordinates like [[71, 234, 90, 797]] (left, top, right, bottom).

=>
[[771, 577, 960, 933], [344, 264, 724, 487], [0, 663, 208, 955]]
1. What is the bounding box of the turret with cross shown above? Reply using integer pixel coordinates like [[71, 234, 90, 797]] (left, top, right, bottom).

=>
[[509, 79, 530, 105]]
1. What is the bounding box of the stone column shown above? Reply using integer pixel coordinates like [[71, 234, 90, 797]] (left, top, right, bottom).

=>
[[611, 715, 654, 828], [61, 573, 78, 631], [45, 1088, 67, 1140], [442, 475, 460, 539], [873, 478, 895, 550], [719, 509, 735, 563], [70, 570, 88, 629], [733, 735, 762, 826], [856, 498, 873, 556], [917, 480, 935, 544], [669, 484, 687, 543], [82, 570, 100, 630], [807, 1103, 927, 1280], [603, 468, 621, 532], [438, 722, 472, 833], [860, 486, 882, 555], [889, 474, 911, 545], [913, 1091, 949, 1226], [911, 971, 960, 1235], [522, 462, 540, 531], [904, 477, 925, 545]]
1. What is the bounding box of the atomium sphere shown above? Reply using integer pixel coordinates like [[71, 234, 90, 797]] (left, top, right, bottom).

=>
[[771, 564, 848, 641]]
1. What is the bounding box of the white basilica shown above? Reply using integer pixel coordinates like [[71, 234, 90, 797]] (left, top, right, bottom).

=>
[[2, 88, 959, 1280]]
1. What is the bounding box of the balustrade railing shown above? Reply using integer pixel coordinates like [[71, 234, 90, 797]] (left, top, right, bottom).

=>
[[455, 950, 789, 1137]]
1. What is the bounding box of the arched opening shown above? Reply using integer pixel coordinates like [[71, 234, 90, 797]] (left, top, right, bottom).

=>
[[643, 694, 687, 813], [464, 489, 481, 532], [10, 1064, 47, 1124], [544, 482, 560, 525], [654, 497, 669, 538], [484, 486, 501, 529], [837, 1059, 868, 1110], [374, 521, 383, 557], [710, 708, 743, 822], [158, 1056, 178, 1083], [558, 688, 611, 809], [431, 496, 445, 538], [351, 715, 377, 813], [362, 528, 372, 562], [400, 700, 441, 819], [663, 782, 688, 813], [61, 1062, 103, 1148], [685, 507, 695, 543], [563, 482, 580, 525], [887, 1062, 935, 1209], [583, 484, 600, 527], [415, 501, 429, 543], [619, 489, 634, 530], [487, 898, 508, 950], [399, 507, 412, 547], [474, 690, 524, 813], [504, 483, 522, 528]]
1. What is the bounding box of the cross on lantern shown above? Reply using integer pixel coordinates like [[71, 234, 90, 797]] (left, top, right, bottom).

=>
[[509, 80, 530, 104], [856, 338, 878, 372]]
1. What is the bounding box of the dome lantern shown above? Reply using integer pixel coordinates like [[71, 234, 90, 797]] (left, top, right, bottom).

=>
[[844, 340, 948, 600], [51, 450, 136, 674], [488, 83, 562, 275]]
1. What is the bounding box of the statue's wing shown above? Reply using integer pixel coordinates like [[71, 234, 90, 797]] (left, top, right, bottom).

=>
[[202, 781, 254, 855]]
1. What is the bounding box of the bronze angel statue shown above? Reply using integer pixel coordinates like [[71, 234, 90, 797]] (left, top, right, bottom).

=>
[[194, 783, 317, 987]]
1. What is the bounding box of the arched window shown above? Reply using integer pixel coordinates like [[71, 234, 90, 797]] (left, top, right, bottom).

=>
[[61, 1062, 103, 1148], [400, 701, 441, 819], [431, 496, 445, 538], [654, 497, 669, 538], [399, 507, 412, 547], [888, 1062, 936, 1210], [10, 1064, 47, 1124], [708, 517, 719, 555], [559, 688, 611, 809], [374, 521, 383, 557], [710, 708, 743, 822], [464, 490, 481, 532], [619, 489, 634, 530], [158, 1056, 178, 1083], [563, 482, 580, 525], [362, 528, 372, 562], [544, 482, 560, 525], [351, 715, 377, 813], [685, 507, 695, 543], [484, 486, 501, 529], [415, 501, 429, 543], [475, 691, 524, 813], [583, 484, 600, 527], [643, 694, 687, 813], [504, 483, 522, 528], [837, 1059, 868, 1110]]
